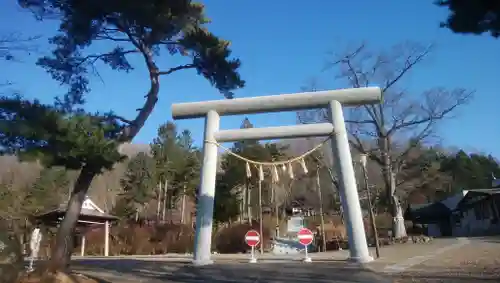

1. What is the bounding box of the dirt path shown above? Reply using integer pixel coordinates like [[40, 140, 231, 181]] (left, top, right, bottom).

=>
[[392, 237, 500, 282]]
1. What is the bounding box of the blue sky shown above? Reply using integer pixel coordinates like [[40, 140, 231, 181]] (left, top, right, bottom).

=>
[[1, 1, 499, 156]]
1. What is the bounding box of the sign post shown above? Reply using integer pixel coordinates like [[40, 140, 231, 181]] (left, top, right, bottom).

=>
[[245, 230, 260, 263], [297, 228, 313, 262]]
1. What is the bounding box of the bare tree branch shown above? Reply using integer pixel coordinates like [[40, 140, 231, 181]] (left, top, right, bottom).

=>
[[382, 44, 433, 92], [77, 49, 139, 67], [298, 41, 473, 237], [157, 64, 196, 76], [320, 42, 472, 172], [0, 32, 40, 62]]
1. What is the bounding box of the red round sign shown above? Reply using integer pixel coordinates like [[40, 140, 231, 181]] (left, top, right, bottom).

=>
[[297, 228, 314, 246], [245, 230, 261, 247]]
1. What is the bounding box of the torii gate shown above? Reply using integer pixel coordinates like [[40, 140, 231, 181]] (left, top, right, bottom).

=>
[[171, 87, 381, 265]]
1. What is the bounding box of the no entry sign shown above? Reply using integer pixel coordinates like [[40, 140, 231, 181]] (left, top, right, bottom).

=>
[[245, 230, 260, 247], [297, 228, 314, 246]]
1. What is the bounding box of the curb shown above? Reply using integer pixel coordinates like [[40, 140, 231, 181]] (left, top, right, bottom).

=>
[[71, 255, 350, 262]]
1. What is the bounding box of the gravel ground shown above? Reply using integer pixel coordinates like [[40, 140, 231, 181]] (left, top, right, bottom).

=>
[[393, 237, 500, 282], [68, 237, 500, 282]]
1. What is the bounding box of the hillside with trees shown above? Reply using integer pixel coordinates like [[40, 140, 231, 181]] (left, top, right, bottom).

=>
[[2, 117, 499, 244]]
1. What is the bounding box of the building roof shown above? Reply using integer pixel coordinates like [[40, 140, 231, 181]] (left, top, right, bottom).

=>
[[440, 191, 468, 210], [467, 188, 500, 195], [407, 188, 500, 223], [404, 191, 469, 224], [454, 189, 500, 211], [405, 202, 451, 224], [33, 197, 118, 226]]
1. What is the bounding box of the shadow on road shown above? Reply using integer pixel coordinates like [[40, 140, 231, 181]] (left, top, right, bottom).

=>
[[72, 259, 393, 283]]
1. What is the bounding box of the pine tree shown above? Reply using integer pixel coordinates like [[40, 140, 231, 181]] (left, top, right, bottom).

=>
[[150, 122, 200, 221], [24, 167, 70, 214], [119, 152, 156, 220], [436, 0, 500, 38]]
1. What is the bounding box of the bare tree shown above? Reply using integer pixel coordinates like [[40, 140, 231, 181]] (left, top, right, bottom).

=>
[[307, 140, 344, 220], [299, 42, 473, 238], [0, 32, 39, 88], [274, 171, 296, 220], [0, 32, 38, 62]]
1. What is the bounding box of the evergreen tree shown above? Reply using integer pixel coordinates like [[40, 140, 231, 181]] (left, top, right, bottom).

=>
[[234, 117, 257, 152], [151, 122, 179, 187], [24, 167, 70, 214], [213, 173, 240, 224], [151, 122, 200, 217], [118, 152, 156, 219], [219, 118, 288, 222], [440, 150, 500, 189], [436, 0, 500, 38]]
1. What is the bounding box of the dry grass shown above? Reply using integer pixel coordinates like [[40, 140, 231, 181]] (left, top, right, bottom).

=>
[[17, 271, 101, 283], [34, 213, 397, 258]]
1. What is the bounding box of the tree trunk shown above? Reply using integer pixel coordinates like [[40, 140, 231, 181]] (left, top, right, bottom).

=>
[[390, 174, 406, 239], [281, 205, 287, 222], [48, 166, 95, 272], [380, 137, 407, 239], [156, 182, 162, 221], [316, 170, 327, 252], [258, 180, 263, 254], [246, 180, 252, 224], [239, 189, 244, 224], [162, 180, 168, 222], [273, 185, 279, 237], [180, 185, 186, 224], [240, 185, 246, 222], [361, 159, 381, 258], [321, 162, 344, 225]]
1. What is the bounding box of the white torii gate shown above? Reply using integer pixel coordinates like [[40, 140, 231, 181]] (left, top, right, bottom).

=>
[[171, 87, 382, 265]]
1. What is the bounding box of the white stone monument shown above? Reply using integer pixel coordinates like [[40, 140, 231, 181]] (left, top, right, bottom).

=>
[[27, 227, 42, 272]]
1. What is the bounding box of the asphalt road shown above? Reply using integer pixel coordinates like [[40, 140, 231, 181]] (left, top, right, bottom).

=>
[[72, 259, 394, 283]]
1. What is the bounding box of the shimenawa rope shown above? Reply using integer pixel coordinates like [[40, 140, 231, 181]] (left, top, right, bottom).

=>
[[204, 136, 332, 182]]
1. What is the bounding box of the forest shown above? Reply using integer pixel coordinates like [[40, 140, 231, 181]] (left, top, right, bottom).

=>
[[1, 116, 499, 256]]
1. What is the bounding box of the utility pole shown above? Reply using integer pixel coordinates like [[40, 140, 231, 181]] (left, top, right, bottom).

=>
[[181, 184, 187, 224], [360, 154, 380, 258], [162, 179, 168, 221], [273, 185, 279, 238], [246, 177, 252, 224], [258, 179, 264, 254], [156, 182, 162, 221], [315, 167, 327, 252]]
